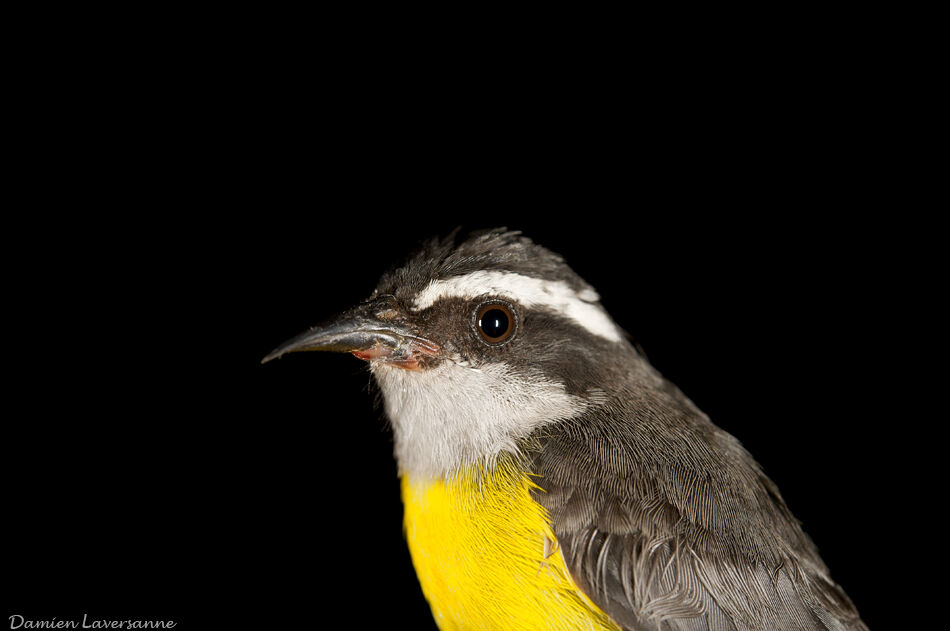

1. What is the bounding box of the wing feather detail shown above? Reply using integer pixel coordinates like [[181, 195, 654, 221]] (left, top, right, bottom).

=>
[[527, 382, 866, 631]]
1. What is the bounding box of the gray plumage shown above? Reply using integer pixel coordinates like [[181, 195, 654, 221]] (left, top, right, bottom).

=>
[[376, 229, 866, 630], [268, 228, 867, 630], [527, 364, 864, 631]]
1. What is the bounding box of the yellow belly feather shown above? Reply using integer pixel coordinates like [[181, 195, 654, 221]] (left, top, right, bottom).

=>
[[401, 460, 620, 631]]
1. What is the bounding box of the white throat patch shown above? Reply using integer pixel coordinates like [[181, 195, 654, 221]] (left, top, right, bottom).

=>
[[411, 270, 622, 342], [372, 360, 588, 480]]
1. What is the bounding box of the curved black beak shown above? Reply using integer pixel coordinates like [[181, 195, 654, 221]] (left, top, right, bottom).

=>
[[261, 296, 439, 368]]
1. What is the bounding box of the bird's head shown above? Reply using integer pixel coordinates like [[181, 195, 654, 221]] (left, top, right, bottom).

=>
[[264, 229, 644, 479]]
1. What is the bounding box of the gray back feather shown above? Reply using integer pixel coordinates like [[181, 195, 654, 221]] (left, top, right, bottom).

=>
[[527, 373, 867, 631]]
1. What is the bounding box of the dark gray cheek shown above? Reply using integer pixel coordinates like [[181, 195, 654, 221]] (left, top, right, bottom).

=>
[[416, 298, 492, 364], [447, 335, 508, 367], [436, 339, 470, 364], [519, 312, 633, 397]]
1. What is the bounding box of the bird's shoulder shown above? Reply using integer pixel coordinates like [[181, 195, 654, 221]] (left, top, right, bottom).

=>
[[524, 385, 866, 631]]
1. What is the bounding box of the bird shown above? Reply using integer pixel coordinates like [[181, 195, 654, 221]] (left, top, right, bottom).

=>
[[262, 228, 867, 631]]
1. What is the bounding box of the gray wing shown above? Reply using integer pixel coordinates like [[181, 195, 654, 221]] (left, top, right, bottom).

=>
[[527, 382, 867, 631]]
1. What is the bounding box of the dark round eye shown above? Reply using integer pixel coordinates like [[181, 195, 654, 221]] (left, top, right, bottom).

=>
[[476, 303, 516, 344]]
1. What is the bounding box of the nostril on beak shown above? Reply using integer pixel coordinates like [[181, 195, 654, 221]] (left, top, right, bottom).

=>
[[368, 293, 404, 322]]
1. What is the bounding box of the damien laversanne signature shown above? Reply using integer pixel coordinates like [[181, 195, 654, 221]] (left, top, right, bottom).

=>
[[8, 615, 176, 629]]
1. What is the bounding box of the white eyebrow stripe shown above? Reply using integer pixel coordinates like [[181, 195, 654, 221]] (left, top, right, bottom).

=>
[[412, 270, 622, 342]]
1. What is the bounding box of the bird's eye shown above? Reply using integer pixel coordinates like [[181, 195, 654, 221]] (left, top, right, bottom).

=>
[[475, 302, 516, 345]]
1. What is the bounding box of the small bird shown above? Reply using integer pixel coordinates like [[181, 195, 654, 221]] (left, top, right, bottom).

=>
[[263, 229, 866, 631]]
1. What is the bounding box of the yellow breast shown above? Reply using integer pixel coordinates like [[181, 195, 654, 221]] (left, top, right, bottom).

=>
[[401, 460, 619, 631]]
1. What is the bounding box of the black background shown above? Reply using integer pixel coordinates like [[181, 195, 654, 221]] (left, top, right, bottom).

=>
[[4, 14, 928, 631]]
